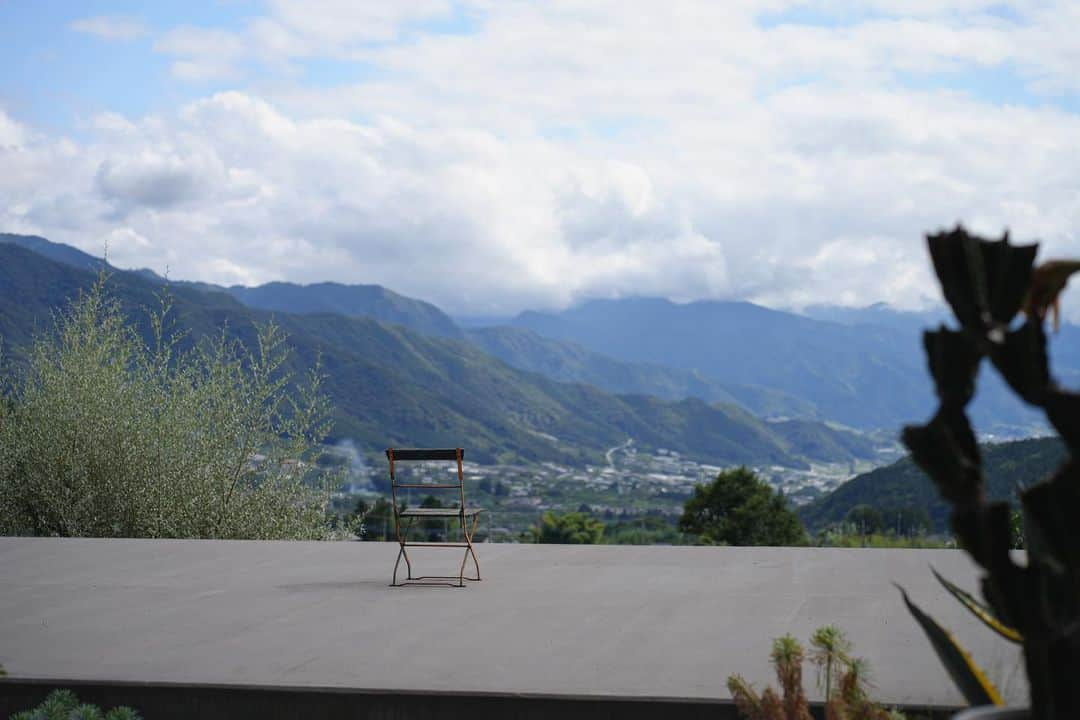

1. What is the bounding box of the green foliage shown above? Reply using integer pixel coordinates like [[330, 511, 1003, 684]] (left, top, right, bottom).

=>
[[8, 689, 141, 720], [603, 514, 684, 545], [679, 467, 806, 546], [844, 505, 885, 534], [418, 494, 454, 541], [727, 627, 900, 720], [1009, 508, 1025, 550], [815, 529, 950, 549], [532, 511, 605, 544], [0, 277, 339, 539], [357, 497, 397, 540]]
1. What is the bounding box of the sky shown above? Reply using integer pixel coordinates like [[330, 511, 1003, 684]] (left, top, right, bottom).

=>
[[2, 1, 1080, 317]]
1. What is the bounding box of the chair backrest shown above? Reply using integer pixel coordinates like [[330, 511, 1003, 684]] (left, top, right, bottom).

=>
[[388, 448, 462, 462], [385, 447, 466, 509]]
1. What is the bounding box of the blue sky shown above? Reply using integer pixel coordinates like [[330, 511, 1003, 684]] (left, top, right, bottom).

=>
[[2, 1, 1080, 316], [1, 2, 243, 132], [4, 2, 1076, 136]]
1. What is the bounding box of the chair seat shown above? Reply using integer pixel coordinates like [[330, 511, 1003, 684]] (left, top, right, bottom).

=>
[[399, 507, 482, 518]]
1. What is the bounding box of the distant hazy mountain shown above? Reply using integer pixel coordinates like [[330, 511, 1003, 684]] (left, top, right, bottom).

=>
[[223, 282, 462, 339], [509, 296, 1053, 433], [800, 302, 949, 333], [465, 324, 819, 419], [0, 241, 875, 468], [800, 436, 1065, 533]]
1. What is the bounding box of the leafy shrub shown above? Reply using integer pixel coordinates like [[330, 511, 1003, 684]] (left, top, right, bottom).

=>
[[9, 689, 141, 720], [0, 277, 340, 539]]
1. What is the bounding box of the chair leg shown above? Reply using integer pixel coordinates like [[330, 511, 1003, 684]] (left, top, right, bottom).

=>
[[462, 513, 481, 582], [402, 518, 415, 580], [391, 518, 416, 586], [392, 544, 405, 586]]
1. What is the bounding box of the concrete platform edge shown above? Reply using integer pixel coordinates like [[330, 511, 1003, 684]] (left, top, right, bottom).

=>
[[0, 677, 961, 720]]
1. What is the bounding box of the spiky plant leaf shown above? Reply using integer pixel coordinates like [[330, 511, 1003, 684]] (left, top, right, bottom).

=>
[[902, 410, 982, 508], [810, 625, 852, 701], [770, 634, 811, 720], [104, 708, 142, 720], [760, 688, 785, 720], [727, 674, 767, 720], [68, 704, 103, 720], [926, 227, 1037, 330], [930, 566, 1022, 644], [896, 585, 1003, 706], [839, 657, 874, 705]]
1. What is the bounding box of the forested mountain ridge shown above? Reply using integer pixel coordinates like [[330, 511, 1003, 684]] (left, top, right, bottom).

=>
[[0, 242, 875, 468], [800, 436, 1066, 533], [0, 234, 460, 340]]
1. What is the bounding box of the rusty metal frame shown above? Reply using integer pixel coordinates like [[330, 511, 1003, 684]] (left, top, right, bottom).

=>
[[387, 447, 482, 588]]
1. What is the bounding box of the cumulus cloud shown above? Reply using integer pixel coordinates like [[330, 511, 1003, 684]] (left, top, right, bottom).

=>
[[155, 26, 247, 81], [70, 15, 147, 41], [0, 109, 27, 149], [96, 153, 205, 213], [7, 1, 1080, 319]]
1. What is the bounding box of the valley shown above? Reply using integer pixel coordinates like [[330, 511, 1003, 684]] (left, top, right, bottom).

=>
[[334, 438, 904, 540]]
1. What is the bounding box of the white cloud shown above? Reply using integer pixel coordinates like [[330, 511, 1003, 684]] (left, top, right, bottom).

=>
[[9, 2, 1080, 320], [155, 26, 247, 81], [70, 16, 147, 41], [0, 109, 27, 148]]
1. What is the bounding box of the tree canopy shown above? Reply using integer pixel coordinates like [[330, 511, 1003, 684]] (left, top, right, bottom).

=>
[[679, 467, 806, 546], [533, 511, 605, 544]]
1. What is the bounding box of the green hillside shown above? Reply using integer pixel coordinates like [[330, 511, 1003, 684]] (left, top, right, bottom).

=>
[[0, 243, 874, 469], [799, 436, 1066, 533]]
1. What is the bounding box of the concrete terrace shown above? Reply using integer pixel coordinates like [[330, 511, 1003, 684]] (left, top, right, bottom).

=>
[[0, 538, 1026, 716]]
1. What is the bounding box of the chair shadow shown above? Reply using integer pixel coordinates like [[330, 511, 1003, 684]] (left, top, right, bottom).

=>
[[276, 579, 390, 592], [277, 578, 473, 591]]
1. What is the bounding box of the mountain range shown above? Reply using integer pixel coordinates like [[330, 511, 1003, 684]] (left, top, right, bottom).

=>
[[0, 234, 876, 468], [504, 297, 1065, 433], [6, 230, 1073, 454]]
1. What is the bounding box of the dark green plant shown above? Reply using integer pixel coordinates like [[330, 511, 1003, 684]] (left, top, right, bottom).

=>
[[899, 226, 1080, 717], [8, 689, 140, 720], [680, 467, 806, 546]]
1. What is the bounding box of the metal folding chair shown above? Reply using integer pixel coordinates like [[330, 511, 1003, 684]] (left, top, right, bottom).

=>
[[386, 447, 482, 587]]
